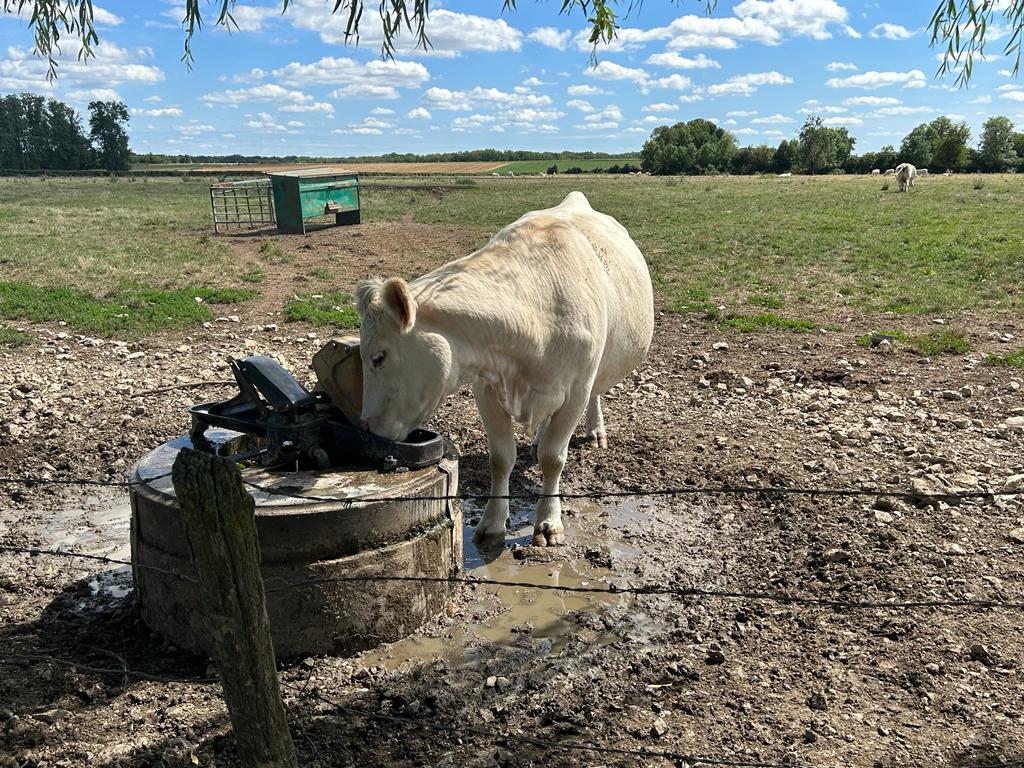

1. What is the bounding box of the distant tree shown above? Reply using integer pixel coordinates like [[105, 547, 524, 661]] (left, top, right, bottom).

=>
[[979, 116, 1018, 172], [901, 117, 970, 169], [46, 99, 92, 169], [876, 144, 898, 171], [88, 100, 131, 171], [771, 139, 799, 173], [731, 144, 775, 175], [797, 116, 855, 174], [640, 119, 737, 175], [1015, 132, 1024, 171]]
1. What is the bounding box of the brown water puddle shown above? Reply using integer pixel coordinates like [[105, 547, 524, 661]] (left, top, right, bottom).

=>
[[359, 497, 656, 670]]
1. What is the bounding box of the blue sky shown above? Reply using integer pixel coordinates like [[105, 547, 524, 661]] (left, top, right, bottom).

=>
[[2, 0, 1023, 155]]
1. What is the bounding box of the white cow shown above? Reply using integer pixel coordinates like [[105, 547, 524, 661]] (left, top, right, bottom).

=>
[[895, 162, 917, 192], [778, 172, 792, 177], [871, 169, 881, 175], [354, 192, 654, 547], [918, 168, 930, 177], [884, 168, 896, 176]]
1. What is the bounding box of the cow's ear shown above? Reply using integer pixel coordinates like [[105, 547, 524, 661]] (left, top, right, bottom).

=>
[[381, 277, 417, 333]]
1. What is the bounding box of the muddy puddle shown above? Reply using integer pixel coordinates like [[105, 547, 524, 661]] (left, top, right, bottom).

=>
[[359, 497, 659, 670]]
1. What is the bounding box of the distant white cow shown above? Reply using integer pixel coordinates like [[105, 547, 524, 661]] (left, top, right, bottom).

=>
[[871, 169, 881, 175], [895, 162, 917, 192], [884, 168, 896, 176], [943, 169, 953, 176], [778, 171, 792, 177], [354, 192, 654, 547], [918, 168, 930, 177]]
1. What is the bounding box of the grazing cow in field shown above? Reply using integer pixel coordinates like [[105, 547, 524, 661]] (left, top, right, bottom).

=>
[[778, 171, 792, 177], [895, 162, 917, 192], [944, 169, 953, 176], [354, 191, 655, 547], [884, 168, 896, 176], [871, 169, 881, 175], [918, 168, 930, 177]]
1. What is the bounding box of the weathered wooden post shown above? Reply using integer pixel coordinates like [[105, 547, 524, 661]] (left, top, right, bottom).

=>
[[172, 448, 297, 768]]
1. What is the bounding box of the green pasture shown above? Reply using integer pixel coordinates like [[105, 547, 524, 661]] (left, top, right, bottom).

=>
[[2, 173, 1023, 337]]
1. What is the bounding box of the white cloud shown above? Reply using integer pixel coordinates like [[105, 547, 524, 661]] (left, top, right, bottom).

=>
[[65, 87, 121, 102], [638, 115, 674, 124], [567, 99, 595, 112], [726, 110, 758, 117], [799, 104, 847, 114], [821, 116, 863, 126], [870, 23, 914, 40], [132, 106, 184, 117], [642, 102, 679, 112], [529, 27, 571, 50], [143, 95, 162, 103], [290, 3, 521, 57], [574, 121, 619, 130], [280, 101, 334, 113], [734, 127, 759, 135], [0, 42, 162, 91], [842, 24, 861, 39], [762, 129, 786, 137], [733, 0, 848, 40], [423, 86, 553, 111], [407, 107, 432, 119], [201, 83, 319, 109], [349, 127, 382, 135], [843, 96, 900, 106], [246, 112, 285, 131], [287, 120, 304, 127], [93, 6, 123, 26], [273, 56, 428, 89], [585, 61, 648, 82], [370, 107, 395, 115], [451, 113, 496, 131], [872, 105, 937, 116], [647, 73, 693, 90], [645, 52, 720, 69], [678, 94, 705, 103], [707, 70, 793, 96], [586, 105, 623, 122], [750, 113, 795, 123], [330, 84, 399, 99], [998, 68, 1014, 77], [567, 84, 606, 96], [827, 70, 926, 89], [971, 95, 993, 104], [217, 5, 279, 32], [1001, 90, 1024, 102], [826, 61, 858, 72]]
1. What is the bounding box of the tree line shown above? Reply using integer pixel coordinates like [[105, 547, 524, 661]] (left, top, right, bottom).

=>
[[641, 115, 1024, 176], [131, 149, 640, 165], [0, 93, 131, 172]]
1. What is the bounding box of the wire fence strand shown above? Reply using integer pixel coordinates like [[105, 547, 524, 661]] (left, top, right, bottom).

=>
[[3, 544, 1022, 613]]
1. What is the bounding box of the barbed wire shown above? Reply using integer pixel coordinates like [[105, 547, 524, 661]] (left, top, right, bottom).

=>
[[3, 544, 1022, 613], [2, 469, 1020, 506]]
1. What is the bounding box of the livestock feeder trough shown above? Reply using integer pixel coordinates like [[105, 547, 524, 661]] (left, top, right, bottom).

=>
[[129, 338, 461, 658]]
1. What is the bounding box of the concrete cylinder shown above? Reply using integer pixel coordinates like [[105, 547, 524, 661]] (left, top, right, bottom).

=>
[[129, 429, 461, 658]]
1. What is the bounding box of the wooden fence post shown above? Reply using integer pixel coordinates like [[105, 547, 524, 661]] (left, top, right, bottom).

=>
[[172, 448, 297, 768]]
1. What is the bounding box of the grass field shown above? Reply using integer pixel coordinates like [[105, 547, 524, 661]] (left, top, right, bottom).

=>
[[2, 173, 1023, 337]]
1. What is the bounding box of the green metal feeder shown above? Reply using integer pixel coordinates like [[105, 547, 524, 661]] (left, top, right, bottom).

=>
[[267, 166, 361, 235]]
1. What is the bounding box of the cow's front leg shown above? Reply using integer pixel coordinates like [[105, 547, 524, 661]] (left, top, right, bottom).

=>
[[472, 381, 516, 548], [533, 390, 589, 546], [585, 395, 607, 449]]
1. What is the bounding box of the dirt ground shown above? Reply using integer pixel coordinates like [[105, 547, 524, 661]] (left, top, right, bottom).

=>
[[2, 220, 1024, 768]]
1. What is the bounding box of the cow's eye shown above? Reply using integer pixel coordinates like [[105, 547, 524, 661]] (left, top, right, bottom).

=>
[[371, 351, 387, 368]]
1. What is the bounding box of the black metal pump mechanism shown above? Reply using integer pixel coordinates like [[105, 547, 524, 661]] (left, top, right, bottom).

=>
[[189, 355, 444, 472]]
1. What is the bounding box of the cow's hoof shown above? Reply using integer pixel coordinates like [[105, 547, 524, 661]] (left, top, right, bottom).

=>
[[531, 522, 565, 547], [588, 430, 608, 449], [473, 524, 506, 549]]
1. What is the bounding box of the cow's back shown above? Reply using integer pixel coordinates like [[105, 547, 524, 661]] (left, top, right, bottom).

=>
[[504, 191, 654, 393]]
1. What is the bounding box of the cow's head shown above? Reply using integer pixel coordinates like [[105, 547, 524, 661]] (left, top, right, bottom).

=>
[[354, 277, 452, 441]]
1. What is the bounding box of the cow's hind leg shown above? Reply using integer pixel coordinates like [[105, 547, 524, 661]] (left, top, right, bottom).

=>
[[585, 394, 607, 449], [533, 388, 590, 546], [472, 381, 516, 548]]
